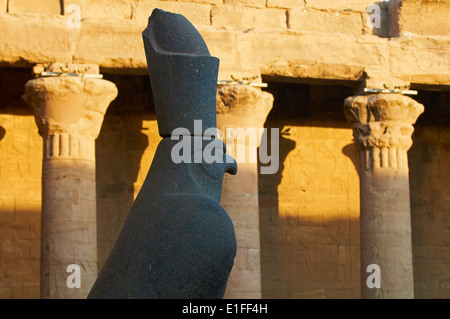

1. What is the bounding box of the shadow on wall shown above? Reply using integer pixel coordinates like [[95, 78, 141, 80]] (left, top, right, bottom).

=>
[[342, 143, 360, 176], [0, 122, 41, 298], [96, 73, 157, 270], [0, 208, 41, 298], [258, 81, 361, 298], [408, 90, 450, 299], [0, 68, 42, 298]]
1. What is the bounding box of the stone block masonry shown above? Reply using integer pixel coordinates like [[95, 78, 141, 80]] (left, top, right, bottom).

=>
[[211, 5, 287, 30], [132, 1, 212, 26], [267, 0, 301, 10], [0, 0, 6, 12], [287, 8, 363, 34], [305, 0, 377, 12], [0, 0, 449, 300], [389, 0, 450, 37], [0, 0, 448, 89], [7, 0, 61, 14]]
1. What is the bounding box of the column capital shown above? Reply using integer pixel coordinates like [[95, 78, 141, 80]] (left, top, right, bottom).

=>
[[344, 93, 424, 150], [24, 75, 117, 139], [216, 85, 273, 129], [344, 93, 424, 170], [23, 65, 117, 161]]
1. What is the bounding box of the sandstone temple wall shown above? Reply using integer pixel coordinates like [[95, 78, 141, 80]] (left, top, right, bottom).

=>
[[0, 0, 448, 86], [0, 0, 449, 299]]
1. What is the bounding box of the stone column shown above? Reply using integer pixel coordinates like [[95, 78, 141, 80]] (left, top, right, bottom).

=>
[[216, 85, 273, 298], [344, 93, 424, 299], [24, 64, 118, 299]]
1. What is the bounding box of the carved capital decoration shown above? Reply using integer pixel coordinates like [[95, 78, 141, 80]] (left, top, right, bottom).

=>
[[344, 93, 424, 171], [216, 84, 273, 128], [23, 65, 118, 161]]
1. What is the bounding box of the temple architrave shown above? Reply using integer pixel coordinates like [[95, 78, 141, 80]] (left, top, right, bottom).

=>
[[0, 0, 449, 299]]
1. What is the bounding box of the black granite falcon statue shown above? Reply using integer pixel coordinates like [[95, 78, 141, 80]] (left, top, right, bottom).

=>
[[87, 9, 237, 299]]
